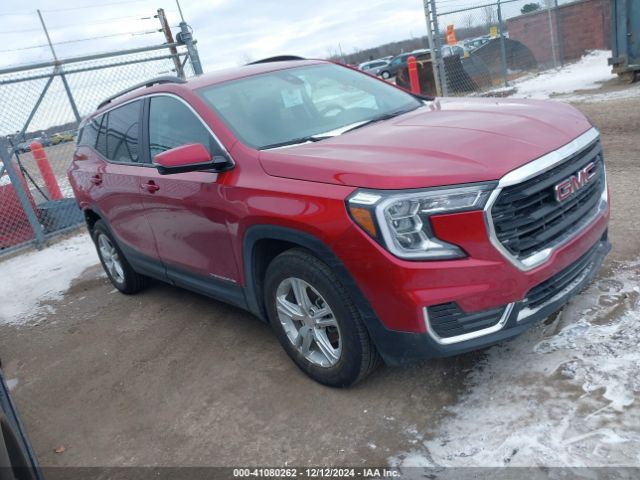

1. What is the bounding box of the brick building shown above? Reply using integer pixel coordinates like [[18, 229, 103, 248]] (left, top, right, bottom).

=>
[[507, 0, 611, 67]]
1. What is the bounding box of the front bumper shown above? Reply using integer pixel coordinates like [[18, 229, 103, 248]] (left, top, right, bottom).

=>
[[369, 235, 610, 365]]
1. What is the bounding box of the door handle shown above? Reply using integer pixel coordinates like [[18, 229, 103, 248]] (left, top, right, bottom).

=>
[[90, 175, 102, 185], [141, 181, 160, 193]]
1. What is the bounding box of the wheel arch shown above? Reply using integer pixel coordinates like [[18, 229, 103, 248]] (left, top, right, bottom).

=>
[[83, 208, 102, 232], [242, 226, 383, 340]]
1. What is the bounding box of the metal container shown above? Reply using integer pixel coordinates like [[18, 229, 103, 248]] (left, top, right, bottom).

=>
[[609, 0, 640, 82]]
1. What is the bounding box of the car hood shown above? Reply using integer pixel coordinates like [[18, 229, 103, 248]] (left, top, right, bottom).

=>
[[258, 97, 593, 189]]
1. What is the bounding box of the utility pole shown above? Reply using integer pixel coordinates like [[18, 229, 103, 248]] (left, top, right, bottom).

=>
[[172, 0, 203, 75], [177, 22, 203, 75], [157, 8, 185, 78], [36, 9, 81, 123], [175, 0, 186, 22]]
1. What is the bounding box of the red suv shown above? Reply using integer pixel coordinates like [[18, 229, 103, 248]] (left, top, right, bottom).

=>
[[68, 57, 610, 386]]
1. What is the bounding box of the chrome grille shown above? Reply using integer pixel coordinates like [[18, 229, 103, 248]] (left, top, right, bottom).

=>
[[491, 139, 605, 262]]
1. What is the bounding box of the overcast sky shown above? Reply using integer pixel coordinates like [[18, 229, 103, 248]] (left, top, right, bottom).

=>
[[0, 0, 557, 133], [0, 0, 547, 71]]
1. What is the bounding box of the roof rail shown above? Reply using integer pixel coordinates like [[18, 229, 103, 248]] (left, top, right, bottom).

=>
[[247, 55, 306, 65], [97, 76, 187, 110]]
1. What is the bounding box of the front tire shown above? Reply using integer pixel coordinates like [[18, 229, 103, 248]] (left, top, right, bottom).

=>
[[92, 220, 150, 294], [381, 70, 391, 79], [264, 249, 379, 387]]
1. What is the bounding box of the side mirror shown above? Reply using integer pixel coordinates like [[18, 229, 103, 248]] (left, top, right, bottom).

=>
[[154, 143, 233, 175]]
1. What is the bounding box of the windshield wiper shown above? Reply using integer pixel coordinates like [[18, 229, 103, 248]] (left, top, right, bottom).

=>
[[342, 106, 419, 134], [260, 135, 330, 150]]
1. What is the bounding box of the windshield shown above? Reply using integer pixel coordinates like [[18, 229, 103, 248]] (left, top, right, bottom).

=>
[[198, 63, 422, 149]]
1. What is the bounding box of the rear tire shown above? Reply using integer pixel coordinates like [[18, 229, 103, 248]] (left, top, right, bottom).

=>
[[264, 248, 379, 387], [92, 220, 150, 294]]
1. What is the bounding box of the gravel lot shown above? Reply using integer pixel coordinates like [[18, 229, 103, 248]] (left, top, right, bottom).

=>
[[0, 89, 639, 468]]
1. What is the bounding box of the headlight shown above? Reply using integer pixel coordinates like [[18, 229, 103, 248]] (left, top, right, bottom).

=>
[[347, 184, 495, 260]]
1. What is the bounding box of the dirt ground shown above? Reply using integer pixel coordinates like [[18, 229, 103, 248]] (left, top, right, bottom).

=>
[[0, 92, 639, 467]]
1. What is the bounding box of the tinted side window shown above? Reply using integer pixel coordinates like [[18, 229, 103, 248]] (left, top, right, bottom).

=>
[[148, 96, 216, 160], [106, 101, 142, 163], [78, 115, 101, 148]]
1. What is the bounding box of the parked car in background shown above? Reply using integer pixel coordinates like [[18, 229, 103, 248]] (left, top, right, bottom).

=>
[[464, 36, 491, 51], [358, 60, 389, 76], [15, 142, 31, 153], [442, 44, 468, 59], [69, 57, 610, 387], [52, 132, 75, 145], [33, 134, 52, 147], [377, 53, 413, 79]]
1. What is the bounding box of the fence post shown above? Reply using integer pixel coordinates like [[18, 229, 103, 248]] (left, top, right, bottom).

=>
[[547, 1, 559, 68], [554, 0, 564, 67], [497, 0, 509, 87], [179, 22, 203, 75], [423, 0, 448, 96], [423, 0, 441, 96], [0, 138, 46, 249]]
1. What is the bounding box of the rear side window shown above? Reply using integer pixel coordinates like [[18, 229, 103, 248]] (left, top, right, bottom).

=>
[[93, 101, 142, 163], [148, 96, 216, 160], [106, 101, 142, 163], [78, 115, 102, 148]]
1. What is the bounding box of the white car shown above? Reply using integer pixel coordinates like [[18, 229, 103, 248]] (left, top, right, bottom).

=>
[[358, 60, 389, 76]]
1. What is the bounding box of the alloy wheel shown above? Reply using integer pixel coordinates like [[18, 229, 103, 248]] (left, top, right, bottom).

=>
[[275, 277, 342, 367], [97, 234, 125, 284]]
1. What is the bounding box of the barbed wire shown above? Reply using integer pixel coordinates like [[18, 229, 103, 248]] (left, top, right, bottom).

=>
[[0, 15, 160, 35], [0, 31, 162, 54]]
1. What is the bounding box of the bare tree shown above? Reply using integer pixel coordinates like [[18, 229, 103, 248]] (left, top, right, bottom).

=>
[[483, 6, 497, 27], [325, 46, 337, 60], [463, 13, 474, 30]]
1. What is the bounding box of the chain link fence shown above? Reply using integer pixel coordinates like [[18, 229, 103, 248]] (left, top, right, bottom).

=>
[[0, 41, 200, 255], [418, 0, 610, 96]]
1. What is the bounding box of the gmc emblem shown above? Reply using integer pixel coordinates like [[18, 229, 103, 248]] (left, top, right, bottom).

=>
[[554, 162, 598, 202]]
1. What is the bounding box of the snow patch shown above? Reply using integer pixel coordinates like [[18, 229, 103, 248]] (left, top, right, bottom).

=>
[[510, 50, 616, 100], [492, 50, 640, 103], [0, 233, 99, 326], [390, 258, 640, 468]]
